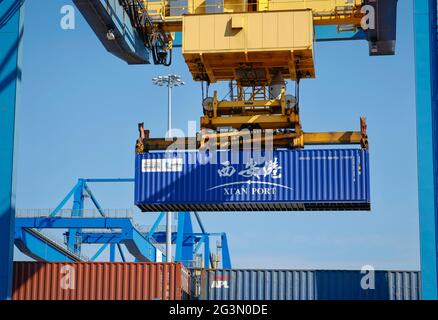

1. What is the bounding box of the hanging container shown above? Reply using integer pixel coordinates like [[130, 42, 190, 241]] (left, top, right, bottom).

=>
[[135, 148, 370, 212]]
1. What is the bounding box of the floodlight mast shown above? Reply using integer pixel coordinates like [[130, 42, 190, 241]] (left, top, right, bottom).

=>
[[152, 74, 185, 262]]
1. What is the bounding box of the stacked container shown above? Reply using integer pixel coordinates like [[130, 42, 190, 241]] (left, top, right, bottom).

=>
[[197, 269, 421, 300], [13, 262, 195, 300]]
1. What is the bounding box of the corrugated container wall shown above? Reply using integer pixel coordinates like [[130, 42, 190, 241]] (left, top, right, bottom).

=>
[[199, 269, 421, 300], [135, 149, 370, 212], [13, 262, 194, 300]]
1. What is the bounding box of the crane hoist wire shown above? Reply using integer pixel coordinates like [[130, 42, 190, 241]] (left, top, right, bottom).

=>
[[120, 0, 172, 66], [201, 81, 211, 102]]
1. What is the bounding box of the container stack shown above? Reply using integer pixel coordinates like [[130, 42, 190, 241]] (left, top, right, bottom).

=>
[[196, 269, 421, 300], [12, 262, 420, 300], [12, 262, 196, 300]]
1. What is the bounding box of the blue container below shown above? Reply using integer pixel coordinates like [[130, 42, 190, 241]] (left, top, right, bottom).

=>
[[197, 269, 420, 300], [135, 149, 370, 212]]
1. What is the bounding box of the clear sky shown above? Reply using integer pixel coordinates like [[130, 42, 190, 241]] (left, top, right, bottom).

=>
[[14, 0, 419, 270]]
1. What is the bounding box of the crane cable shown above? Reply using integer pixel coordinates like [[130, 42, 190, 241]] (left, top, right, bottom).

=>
[[120, 0, 172, 66]]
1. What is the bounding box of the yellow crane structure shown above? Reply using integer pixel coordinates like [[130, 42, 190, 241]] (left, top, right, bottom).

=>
[[73, 0, 394, 152], [145, 0, 366, 32], [128, 0, 379, 152]]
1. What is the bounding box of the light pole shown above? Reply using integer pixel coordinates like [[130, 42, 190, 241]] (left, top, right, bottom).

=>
[[152, 74, 185, 262]]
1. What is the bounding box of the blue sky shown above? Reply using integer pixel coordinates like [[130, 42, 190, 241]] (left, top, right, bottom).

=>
[[14, 0, 419, 270]]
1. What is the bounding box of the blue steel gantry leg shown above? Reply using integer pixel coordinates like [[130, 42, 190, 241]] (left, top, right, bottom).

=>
[[49, 183, 78, 217], [414, 0, 438, 300], [109, 243, 116, 262], [147, 212, 165, 238], [117, 243, 126, 262], [221, 233, 231, 269], [90, 243, 109, 261], [203, 235, 210, 269], [67, 179, 85, 254], [0, 0, 24, 301], [175, 212, 195, 266]]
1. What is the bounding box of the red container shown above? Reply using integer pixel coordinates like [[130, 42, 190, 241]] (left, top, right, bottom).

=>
[[13, 262, 193, 300]]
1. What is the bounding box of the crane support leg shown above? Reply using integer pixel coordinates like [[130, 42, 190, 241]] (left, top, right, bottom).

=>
[[221, 234, 232, 269], [415, 0, 438, 300], [0, 0, 24, 301], [203, 236, 210, 269], [175, 212, 195, 267], [67, 179, 85, 255]]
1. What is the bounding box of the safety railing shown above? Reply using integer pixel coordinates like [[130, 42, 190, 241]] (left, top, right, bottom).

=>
[[30, 228, 89, 261], [159, 0, 362, 18], [16, 208, 134, 219], [134, 223, 174, 258], [147, 236, 168, 257], [80, 228, 123, 234], [135, 224, 177, 234]]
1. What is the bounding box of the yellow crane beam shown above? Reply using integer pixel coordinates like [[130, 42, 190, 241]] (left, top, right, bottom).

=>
[[142, 0, 365, 83], [135, 118, 368, 153], [143, 0, 365, 32], [134, 1, 370, 153], [135, 130, 367, 152], [201, 114, 300, 130]]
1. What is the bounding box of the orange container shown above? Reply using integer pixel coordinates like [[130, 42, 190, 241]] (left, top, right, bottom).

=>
[[13, 262, 193, 300]]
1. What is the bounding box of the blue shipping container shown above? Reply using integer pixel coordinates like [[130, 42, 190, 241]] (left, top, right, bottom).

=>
[[198, 269, 420, 300], [135, 149, 370, 212]]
